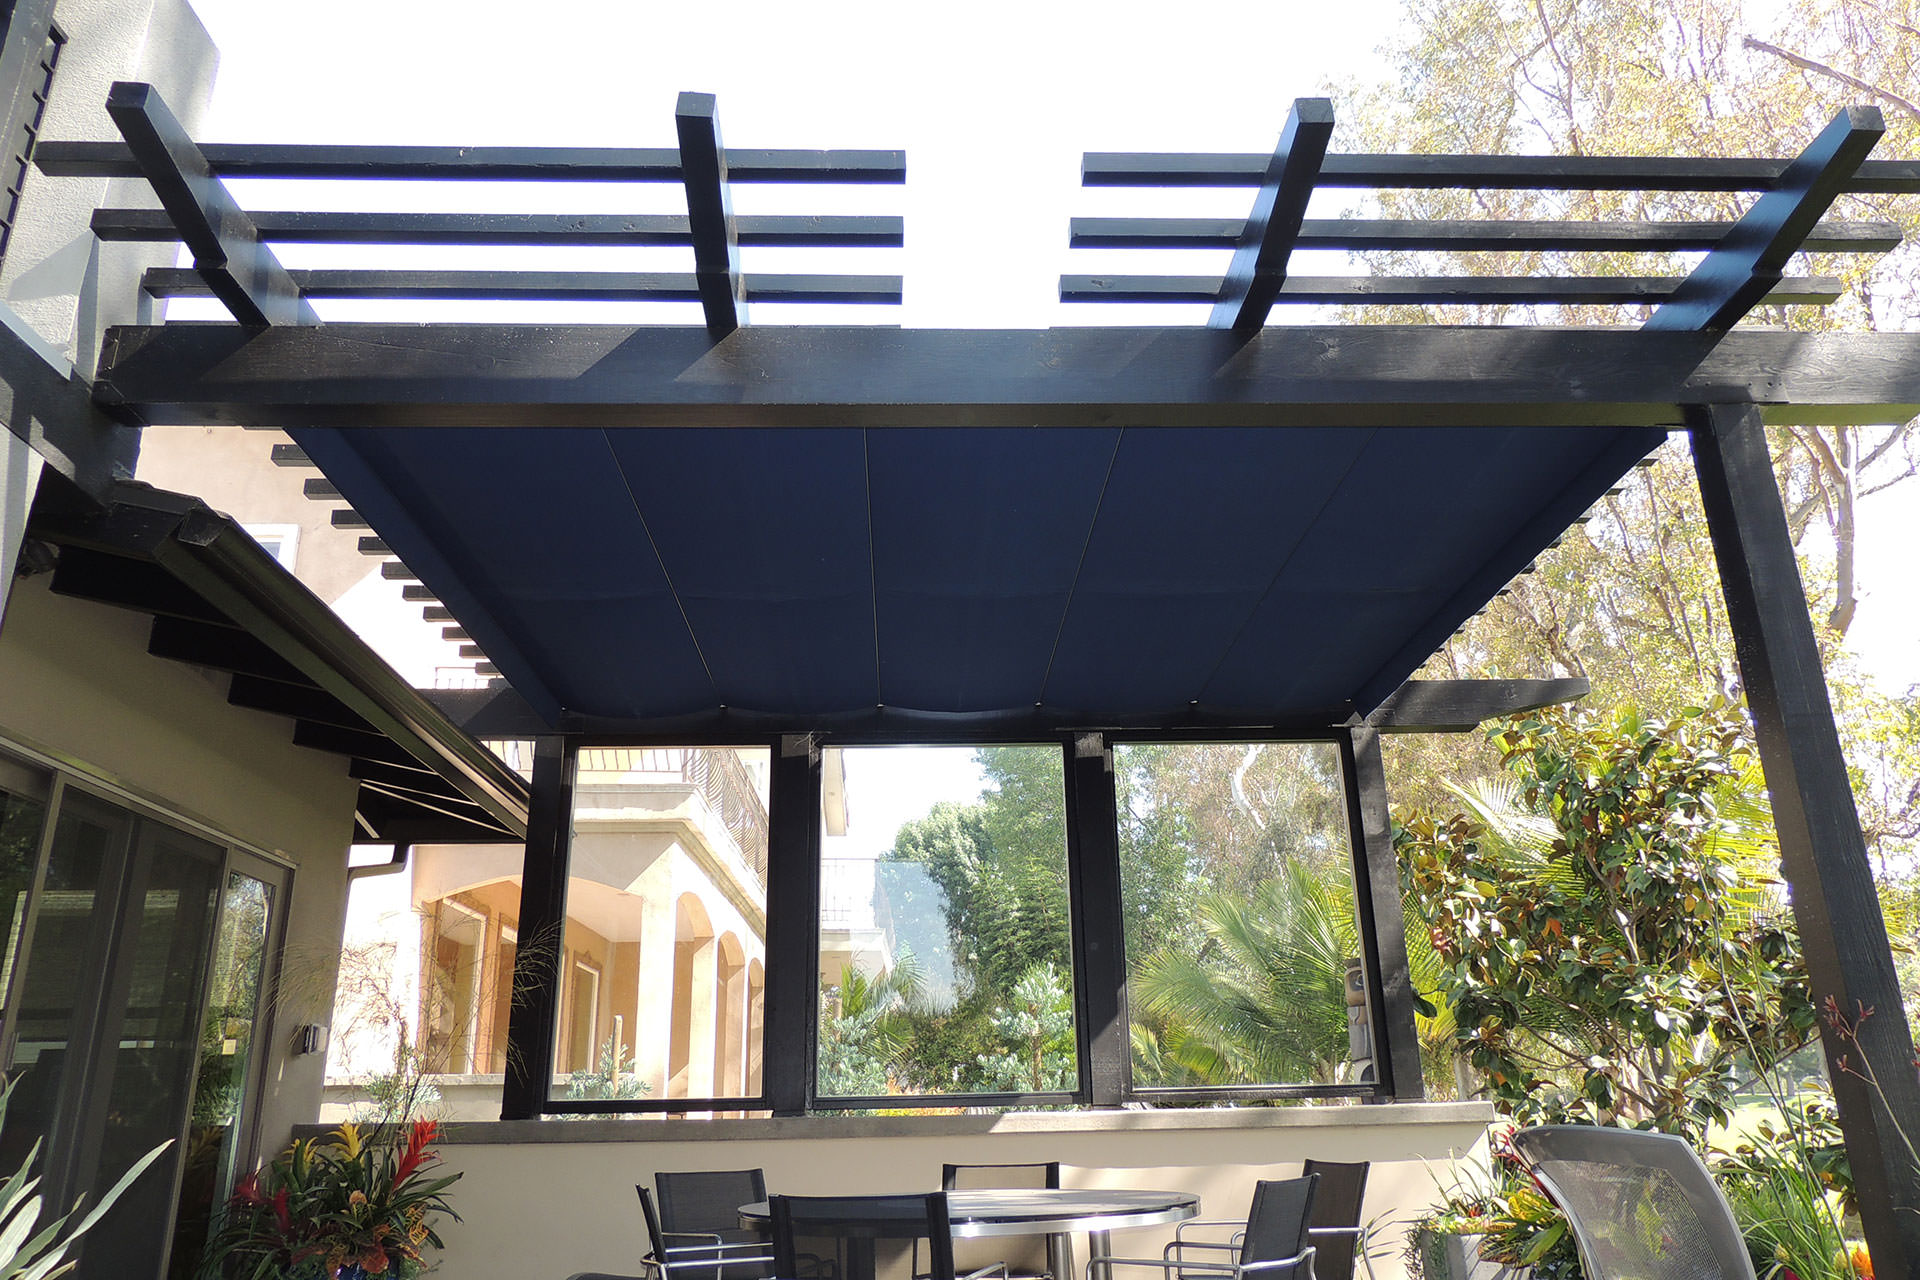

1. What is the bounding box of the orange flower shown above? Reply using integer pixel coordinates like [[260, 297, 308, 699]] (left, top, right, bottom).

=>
[[1850, 1244, 1873, 1280]]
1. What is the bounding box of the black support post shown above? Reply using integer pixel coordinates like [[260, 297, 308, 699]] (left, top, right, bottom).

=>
[[500, 736, 574, 1121], [762, 733, 822, 1116], [1690, 403, 1920, 1277], [1065, 733, 1130, 1106], [1340, 727, 1424, 1101]]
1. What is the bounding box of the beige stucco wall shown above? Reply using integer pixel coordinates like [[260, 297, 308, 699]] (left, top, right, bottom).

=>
[[0, 572, 361, 1153], [344, 1104, 1493, 1280], [0, 0, 217, 375]]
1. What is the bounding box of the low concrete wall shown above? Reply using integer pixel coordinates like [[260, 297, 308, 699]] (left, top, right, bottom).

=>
[[314, 1103, 1492, 1280]]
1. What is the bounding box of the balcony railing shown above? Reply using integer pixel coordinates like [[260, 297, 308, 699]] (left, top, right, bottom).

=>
[[577, 747, 769, 885]]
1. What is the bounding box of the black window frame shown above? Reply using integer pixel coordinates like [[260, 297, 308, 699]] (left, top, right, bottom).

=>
[[509, 726, 1407, 1119]]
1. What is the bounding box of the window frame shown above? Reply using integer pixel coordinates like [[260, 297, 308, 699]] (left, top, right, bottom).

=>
[[510, 727, 1397, 1119]]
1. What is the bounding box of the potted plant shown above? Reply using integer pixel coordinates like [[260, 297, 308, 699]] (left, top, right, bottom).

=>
[[199, 1120, 461, 1279]]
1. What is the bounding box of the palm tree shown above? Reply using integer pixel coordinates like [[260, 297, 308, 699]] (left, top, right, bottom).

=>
[[1132, 860, 1359, 1086]]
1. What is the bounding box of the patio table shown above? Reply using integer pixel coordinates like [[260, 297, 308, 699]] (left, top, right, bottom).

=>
[[741, 1188, 1200, 1280]]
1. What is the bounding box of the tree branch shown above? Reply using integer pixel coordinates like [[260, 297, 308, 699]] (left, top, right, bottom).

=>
[[1741, 34, 1920, 122]]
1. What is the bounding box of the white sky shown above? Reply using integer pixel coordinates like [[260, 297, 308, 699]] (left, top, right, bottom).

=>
[[180, 0, 1920, 696]]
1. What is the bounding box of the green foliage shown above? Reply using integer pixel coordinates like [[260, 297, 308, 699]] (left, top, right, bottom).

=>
[[817, 953, 928, 1098], [199, 1122, 460, 1280], [562, 1034, 650, 1109], [1398, 702, 1816, 1139], [0, 1077, 170, 1280], [1411, 1134, 1584, 1280], [974, 964, 1076, 1093], [1132, 862, 1357, 1086]]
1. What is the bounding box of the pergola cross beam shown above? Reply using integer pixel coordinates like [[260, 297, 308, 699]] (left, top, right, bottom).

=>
[[1648, 105, 1885, 332], [104, 81, 314, 327], [1209, 97, 1333, 332], [676, 91, 748, 339]]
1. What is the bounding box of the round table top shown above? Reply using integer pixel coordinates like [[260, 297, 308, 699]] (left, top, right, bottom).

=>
[[740, 1188, 1199, 1238]]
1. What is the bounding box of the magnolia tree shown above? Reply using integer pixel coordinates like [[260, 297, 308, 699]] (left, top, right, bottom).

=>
[[1396, 703, 1817, 1140]]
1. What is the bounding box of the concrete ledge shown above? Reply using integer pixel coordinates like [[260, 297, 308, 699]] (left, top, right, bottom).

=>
[[298, 1100, 1494, 1145]]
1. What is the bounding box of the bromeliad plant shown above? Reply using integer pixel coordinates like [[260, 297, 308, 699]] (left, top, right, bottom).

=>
[[199, 1121, 460, 1280]]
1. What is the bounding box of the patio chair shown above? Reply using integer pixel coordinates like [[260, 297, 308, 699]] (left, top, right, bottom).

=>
[[769, 1192, 1009, 1280], [1509, 1126, 1757, 1280], [1301, 1160, 1374, 1280], [939, 1163, 1063, 1280], [642, 1170, 777, 1280], [1091, 1176, 1318, 1280]]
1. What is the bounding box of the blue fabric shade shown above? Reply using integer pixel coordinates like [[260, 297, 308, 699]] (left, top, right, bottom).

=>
[[292, 423, 1662, 730]]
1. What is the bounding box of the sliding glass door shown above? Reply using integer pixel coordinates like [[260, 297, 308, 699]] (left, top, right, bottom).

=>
[[0, 765, 288, 1280]]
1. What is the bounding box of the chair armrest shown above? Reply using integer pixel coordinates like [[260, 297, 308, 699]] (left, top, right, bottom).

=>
[[1165, 1241, 1243, 1264], [1091, 1257, 1236, 1280], [1236, 1246, 1316, 1280]]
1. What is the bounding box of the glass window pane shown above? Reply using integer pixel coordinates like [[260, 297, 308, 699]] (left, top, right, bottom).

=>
[[1116, 741, 1364, 1089], [816, 745, 1076, 1101], [0, 755, 51, 1048], [169, 868, 278, 1280], [553, 747, 770, 1108]]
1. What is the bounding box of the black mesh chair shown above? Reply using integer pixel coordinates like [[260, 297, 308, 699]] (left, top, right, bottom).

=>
[[643, 1170, 777, 1280], [1093, 1176, 1319, 1280], [939, 1164, 1063, 1280], [1301, 1160, 1373, 1280], [1510, 1127, 1756, 1280], [769, 1192, 1008, 1280]]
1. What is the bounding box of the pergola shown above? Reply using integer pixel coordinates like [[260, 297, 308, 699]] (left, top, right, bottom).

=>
[[22, 79, 1920, 1274]]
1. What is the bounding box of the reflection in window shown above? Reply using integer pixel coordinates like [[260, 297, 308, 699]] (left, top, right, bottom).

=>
[[816, 745, 1076, 1101], [556, 747, 770, 1108], [1117, 741, 1365, 1089]]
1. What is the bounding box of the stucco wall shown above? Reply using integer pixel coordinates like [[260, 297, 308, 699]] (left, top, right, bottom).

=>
[[0, 0, 216, 374], [0, 572, 360, 1152], [337, 1104, 1494, 1280]]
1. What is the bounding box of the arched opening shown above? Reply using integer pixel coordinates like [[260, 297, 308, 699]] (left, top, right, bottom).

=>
[[669, 893, 716, 1098], [746, 959, 766, 1096]]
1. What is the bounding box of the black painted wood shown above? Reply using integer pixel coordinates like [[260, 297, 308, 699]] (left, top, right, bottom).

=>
[[1069, 215, 1902, 253], [0, 0, 58, 265], [762, 734, 822, 1116], [346, 757, 478, 800], [500, 738, 576, 1120], [94, 324, 1920, 430], [147, 613, 312, 685], [227, 673, 376, 733], [1341, 728, 1423, 1102], [1064, 734, 1129, 1106], [1689, 404, 1920, 1278], [141, 267, 901, 304], [104, 82, 313, 326], [291, 720, 424, 769], [1082, 150, 1920, 193], [1649, 108, 1884, 332], [1361, 677, 1590, 732], [1211, 98, 1334, 332], [678, 92, 747, 339], [37, 139, 907, 183], [48, 546, 227, 623], [92, 208, 903, 247], [269, 443, 310, 466], [1064, 274, 1840, 307], [0, 310, 139, 501]]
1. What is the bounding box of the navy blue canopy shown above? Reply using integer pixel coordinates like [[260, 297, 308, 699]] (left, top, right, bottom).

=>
[[292, 423, 1662, 732]]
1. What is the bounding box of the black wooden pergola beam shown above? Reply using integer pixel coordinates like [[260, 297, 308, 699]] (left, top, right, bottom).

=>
[[1649, 107, 1885, 332], [1210, 98, 1333, 332], [103, 81, 313, 327], [36, 138, 908, 183], [1064, 274, 1840, 307], [1070, 215, 1902, 254], [139, 268, 902, 305], [1083, 149, 1920, 193], [94, 324, 1920, 429], [677, 92, 747, 339], [91, 208, 905, 248]]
